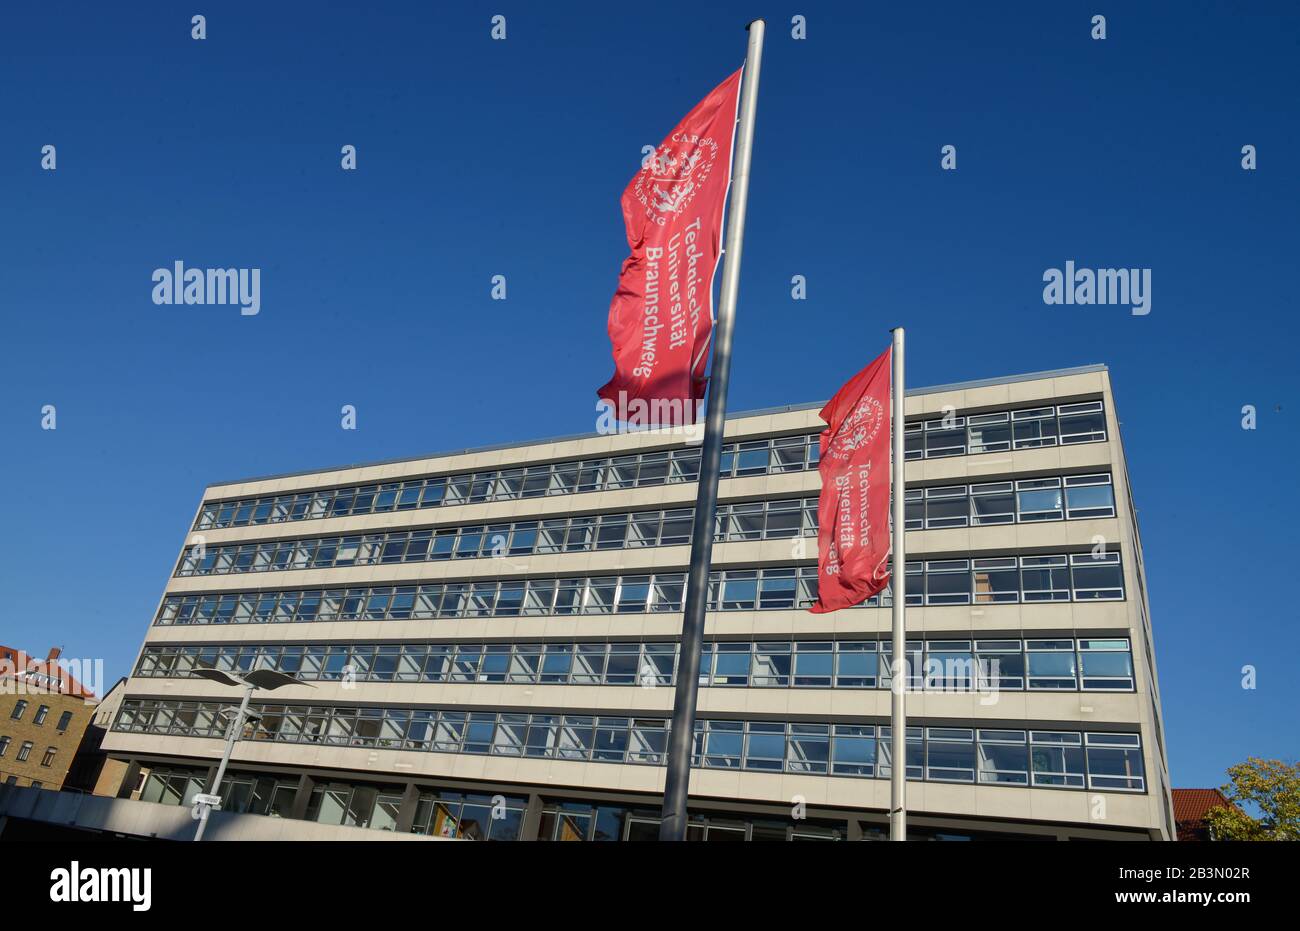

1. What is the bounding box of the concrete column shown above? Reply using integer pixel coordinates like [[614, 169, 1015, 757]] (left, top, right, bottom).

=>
[[116, 760, 142, 799], [520, 793, 546, 841], [395, 782, 422, 834], [288, 773, 316, 821]]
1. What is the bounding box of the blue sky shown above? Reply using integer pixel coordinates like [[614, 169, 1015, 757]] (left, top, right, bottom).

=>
[[1, 2, 1295, 790]]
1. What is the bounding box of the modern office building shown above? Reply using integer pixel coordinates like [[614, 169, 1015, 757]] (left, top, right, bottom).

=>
[[98, 364, 1174, 840]]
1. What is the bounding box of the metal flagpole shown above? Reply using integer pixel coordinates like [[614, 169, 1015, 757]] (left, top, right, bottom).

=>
[[658, 18, 765, 842], [889, 327, 907, 841]]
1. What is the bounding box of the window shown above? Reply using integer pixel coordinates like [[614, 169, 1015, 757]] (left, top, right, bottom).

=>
[[744, 723, 786, 771], [700, 721, 743, 769], [973, 558, 1019, 604], [976, 640, 1025, 690], [0, 736, 9, 757], [879, 640, 923, 691], [40, 746, 57, 767], [926, 728, 975, 782], [792, 642, 832, 688], [1071, 552, 1125, 600], [557, 716, 594, 760], [1079, 639, 1135, 690], [712, 643, 751, 686], [758, 569, 796, 610], [753, 643, 792, 687], [652, 574, 685, 613], [904, 489, 924, 531], [593, 717, 630, 762], [516, 714, 554, 757], [925, 486, 969, 529], [16, 740, 34, 762], [925, 641, 974, 691], [835, 642, 876, 688], [1085, 733, 1145, 791], [1057, 401, 1106, 444], [925, 560, 970, 605], [878, 726, 924, 780], [642, 645, 674, 686], [721, 572, 758, 610], [970, 482, 1015, 526], [735, 442, 770, 477], [772, 436, 808, 473], [787, 724, 829, 774], [977, 730, 1028, 785], [669, 449, 701, 483], [904, 423, 923, 461], [1029, 732, 1085, 788], [1012, 407, 1057, 450], [924, 417, 966, 457], [1020, 555, 1070, 602], [413, 791, 526, 841], [604, 645, 639, 685], [10, 700, 27, 721], [1064, 474, 1115, 519], [1016, 478, 1063, 522], [1026, 640, 1077, 689], [967, 411, 1011, 453]]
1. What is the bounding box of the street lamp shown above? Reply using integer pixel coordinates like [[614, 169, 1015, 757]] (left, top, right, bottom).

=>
[[188, 666, 310, 841]]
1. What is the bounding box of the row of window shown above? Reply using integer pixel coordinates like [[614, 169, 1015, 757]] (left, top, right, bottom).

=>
[[135, 638, 1136, 692], [905, 401, 1107, 459], [156, 553, 1126, 627], [141, 763, 532, 839], [0, 736, 58, 767], [192, 400, 1109, 532], [143, 767, 302, 821], [194, 436, 817, 531], [178, 497, 816, 577], [7, 701, 74, 731], [112, 699, 1146, 792], [176, 473, 1119, 579], [538, 800, 847, 842], [905, 474, 1114, 529], [137, 764, 1057, 840], [304, 782, 529, 839]]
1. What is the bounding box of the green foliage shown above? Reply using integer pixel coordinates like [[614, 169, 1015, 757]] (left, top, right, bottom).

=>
[[1203, 758, 1300, 841]]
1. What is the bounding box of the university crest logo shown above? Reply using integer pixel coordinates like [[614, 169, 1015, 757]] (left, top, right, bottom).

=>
[[826, 396, 885, 462], [632, 131, 722, 220]]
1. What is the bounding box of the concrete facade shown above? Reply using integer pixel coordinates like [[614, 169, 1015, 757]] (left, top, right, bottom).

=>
[[100, 365, 1174, 840]]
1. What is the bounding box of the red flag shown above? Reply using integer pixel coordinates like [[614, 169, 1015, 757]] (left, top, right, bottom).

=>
[[809, 347, 894, 613], [598, 68, 742, 426]]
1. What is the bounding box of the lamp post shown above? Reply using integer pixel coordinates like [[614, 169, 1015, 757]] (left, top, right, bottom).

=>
[[188, 667, 308, 841]]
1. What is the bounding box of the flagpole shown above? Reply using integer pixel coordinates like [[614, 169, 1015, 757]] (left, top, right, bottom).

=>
[[658, 18, 765, 842], [889, 326, 907, 841]]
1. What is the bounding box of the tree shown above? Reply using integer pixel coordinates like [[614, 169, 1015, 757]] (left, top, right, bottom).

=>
[[1203, 758, 1300, 841]]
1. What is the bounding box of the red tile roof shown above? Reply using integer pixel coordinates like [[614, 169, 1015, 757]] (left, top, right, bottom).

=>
[[0, 645, 95, 698], [1172, 788, 1232, 823]]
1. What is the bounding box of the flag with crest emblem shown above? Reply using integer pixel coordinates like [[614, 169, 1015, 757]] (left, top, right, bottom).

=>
[[809, 346, 894, 613], [598, 69, 742, 425]]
